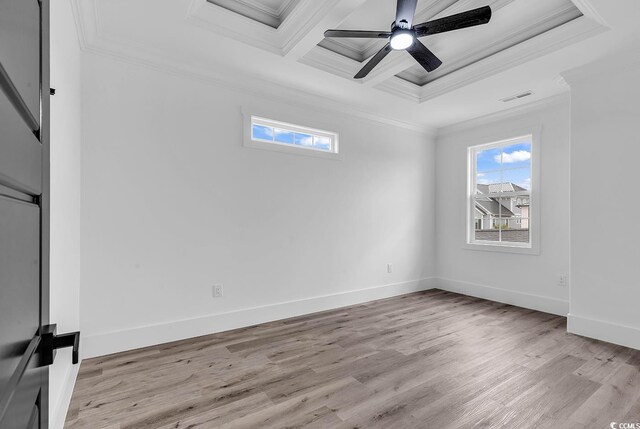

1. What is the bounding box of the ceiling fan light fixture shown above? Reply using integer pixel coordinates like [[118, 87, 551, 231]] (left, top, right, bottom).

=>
[[390, 30, 414, 50], [323, 3, 492, 78]]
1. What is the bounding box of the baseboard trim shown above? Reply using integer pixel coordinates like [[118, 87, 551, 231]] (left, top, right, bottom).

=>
[[83, 277, 437, 358], [51, 362, 80, 429], [567, 314, 640, 351], [435, 277, 569, 316]]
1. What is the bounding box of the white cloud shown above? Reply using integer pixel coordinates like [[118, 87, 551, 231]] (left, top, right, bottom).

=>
[[297, 136, 313, 146], [494, 150, 531, 164]]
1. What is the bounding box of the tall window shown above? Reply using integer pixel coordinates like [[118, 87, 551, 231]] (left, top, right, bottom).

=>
[[468, 135, 533, 248]]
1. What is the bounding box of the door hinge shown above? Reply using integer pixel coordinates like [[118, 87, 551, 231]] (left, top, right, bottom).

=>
[[40, 324, 80, 366]]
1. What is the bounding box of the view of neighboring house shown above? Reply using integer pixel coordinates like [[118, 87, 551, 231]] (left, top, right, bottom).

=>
[[474, 182, 530, 230]]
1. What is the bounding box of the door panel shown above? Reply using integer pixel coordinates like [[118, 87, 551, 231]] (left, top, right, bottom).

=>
[[0, 0, 41, 126], [0, 0, 49, 427], [0, 198, 41, 394], [0, 90, 42, 195], [2, 358, 41, 429]]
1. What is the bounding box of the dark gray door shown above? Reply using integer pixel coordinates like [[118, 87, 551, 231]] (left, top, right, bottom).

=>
[[0, 0, 50, 428]]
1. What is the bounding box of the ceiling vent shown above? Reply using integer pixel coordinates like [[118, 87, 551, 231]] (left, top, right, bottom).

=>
[[500, 91, 533, 103]]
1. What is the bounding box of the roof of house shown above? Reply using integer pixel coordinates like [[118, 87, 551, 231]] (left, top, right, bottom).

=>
[[475, 198, 516, 217], [477, 182, 527, 194]]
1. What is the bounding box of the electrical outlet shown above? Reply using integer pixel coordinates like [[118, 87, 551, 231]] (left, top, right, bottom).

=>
[[558, 276, 568, 287], [387, 264, 393, 273], [213, 284, 224, 297]]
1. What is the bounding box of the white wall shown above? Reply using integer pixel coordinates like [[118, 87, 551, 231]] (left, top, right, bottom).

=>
[[49, 0, 82, 427], [80, 54, 436, 357], [565, 53, 640, 350], [435, 96, 571, 315]]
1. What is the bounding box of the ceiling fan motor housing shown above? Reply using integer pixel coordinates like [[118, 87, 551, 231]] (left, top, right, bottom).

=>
[[390, 28, 415, 50]]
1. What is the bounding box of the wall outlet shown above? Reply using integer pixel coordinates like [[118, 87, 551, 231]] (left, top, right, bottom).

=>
[[558, 276, 568, 287], [213, 284, 224, 297], [387, 264, 393, 273]]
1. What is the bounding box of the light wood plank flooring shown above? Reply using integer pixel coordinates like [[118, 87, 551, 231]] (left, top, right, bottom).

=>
[[65, 290, 640, 428]]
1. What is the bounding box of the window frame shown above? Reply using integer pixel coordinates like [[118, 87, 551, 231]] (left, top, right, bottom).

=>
[[243, 109, 341, 160], [465, 129, 541, 255]]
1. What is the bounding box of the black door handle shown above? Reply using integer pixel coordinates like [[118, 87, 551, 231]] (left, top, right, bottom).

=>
[[40, 324, 80, 366]]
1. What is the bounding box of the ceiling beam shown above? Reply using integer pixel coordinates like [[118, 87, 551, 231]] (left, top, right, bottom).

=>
[[283, 0, 372, 61]]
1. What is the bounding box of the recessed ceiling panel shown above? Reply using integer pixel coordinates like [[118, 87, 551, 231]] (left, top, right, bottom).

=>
[[316, 0, 582, 87], [206, 0, 299, 29], [318, 0, 458, 63], [395, 0, 582, 86]]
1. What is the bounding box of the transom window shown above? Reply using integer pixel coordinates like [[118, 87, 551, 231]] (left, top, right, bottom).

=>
[[251, 116, 338, 154], [468, 135, 533, 248]]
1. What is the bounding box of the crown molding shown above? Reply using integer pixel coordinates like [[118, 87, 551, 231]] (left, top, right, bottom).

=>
[[401, 0, 580, 87], [297, 46, 362, 80], [561, 45, 640, 84], [416, 14, 606, 103], [374, 78, 421, 104], [80, 36, 436, 137], [70, 0, 436, 135], [437, 92, 570, 138], [69, 0, 610, 133]]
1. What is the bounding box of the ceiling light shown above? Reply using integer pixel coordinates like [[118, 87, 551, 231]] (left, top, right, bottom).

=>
[[390, 30, 414, 50]]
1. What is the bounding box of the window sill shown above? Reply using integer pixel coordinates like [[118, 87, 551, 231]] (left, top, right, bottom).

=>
[[244, 138, 343, 161], [463, 241, 540, 255]]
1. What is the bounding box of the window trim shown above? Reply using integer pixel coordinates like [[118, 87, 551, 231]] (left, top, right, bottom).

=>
[[242, 108, 342, 160], [464, 127, 541, 255]]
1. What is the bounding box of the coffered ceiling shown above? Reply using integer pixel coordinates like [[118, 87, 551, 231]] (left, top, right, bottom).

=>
[[206, 0, 298, 29], [71, 0, 639, 130]]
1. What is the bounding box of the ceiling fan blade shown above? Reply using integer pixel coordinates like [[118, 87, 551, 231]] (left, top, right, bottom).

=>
[[406, 40, 442, 73], [355, 43, 393, 79], [415, 6, 492, 37], [324, 29, 391, 39], [395, 0, 418, 28]]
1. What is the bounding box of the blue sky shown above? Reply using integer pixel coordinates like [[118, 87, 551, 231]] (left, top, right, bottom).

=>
[[252, 124, 331, 151], [477, 141, 531, 190]]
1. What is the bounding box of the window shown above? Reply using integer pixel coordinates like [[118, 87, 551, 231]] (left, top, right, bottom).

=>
[[248, 116, 339, 158], [468, 135, 534, 250]]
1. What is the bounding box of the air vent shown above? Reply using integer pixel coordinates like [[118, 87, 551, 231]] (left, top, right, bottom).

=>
[[500, 91, 533, 103]]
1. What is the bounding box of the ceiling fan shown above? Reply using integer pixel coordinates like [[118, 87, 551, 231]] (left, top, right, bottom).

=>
[[324, 0, 492, 79]]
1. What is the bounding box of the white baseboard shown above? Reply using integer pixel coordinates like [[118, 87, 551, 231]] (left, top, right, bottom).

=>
[[568, 314, 640, 351], [51, 362, 80, 429], [83, 277, 437, 358], [435, 277, 569, 316]]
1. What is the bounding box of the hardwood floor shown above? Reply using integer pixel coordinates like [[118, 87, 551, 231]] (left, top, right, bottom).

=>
[[65, 290, 640, 428]]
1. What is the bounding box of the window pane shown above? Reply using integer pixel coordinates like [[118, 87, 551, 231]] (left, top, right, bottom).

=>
[[501, 141, 531, 169], [476, 147, 502, 172], [500, 218, 530, 243], [502, 168, 531, 191], [294, 133, 313, 147], [476, 171, 502, 195], [252, 124, 273, 141], [473, 197, 499, 242], [313, 136, 332, 151], [274, 128, 294, 144], [498, 196, 530, 244]]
